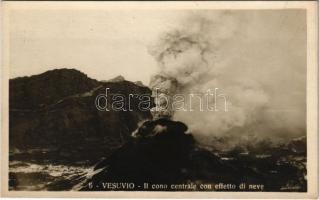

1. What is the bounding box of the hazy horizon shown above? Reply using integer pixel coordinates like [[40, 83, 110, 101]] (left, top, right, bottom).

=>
[[9, 67, 130, 82]]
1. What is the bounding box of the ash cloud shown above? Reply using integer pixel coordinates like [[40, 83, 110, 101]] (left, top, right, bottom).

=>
[[148, 11, 306, 150]]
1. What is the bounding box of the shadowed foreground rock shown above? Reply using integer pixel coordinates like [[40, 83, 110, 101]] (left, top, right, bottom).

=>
[[79, 119, 265, 191]]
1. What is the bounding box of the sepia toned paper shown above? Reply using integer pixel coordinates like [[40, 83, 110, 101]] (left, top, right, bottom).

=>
[[1, 1, 318, 198]]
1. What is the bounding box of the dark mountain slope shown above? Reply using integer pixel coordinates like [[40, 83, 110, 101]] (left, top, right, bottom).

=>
[[10, 68, 99, 109], [9, 69, 153, 164]]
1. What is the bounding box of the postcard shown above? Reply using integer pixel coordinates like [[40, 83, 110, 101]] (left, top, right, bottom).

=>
[[1, 1, 318, 198]]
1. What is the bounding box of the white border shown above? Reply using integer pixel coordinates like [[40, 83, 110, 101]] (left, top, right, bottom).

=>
[[1, 1, 318, 198]]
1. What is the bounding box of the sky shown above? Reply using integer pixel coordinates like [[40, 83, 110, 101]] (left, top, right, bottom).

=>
[[9, 9, 305, 86], [9, 10, 188, 84]]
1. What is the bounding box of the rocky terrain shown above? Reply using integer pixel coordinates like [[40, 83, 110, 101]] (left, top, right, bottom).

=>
[[9, 69, 152, 162], [78, 119, 306, 192], [9, 69, 306, 191], [9, 69, 153, 190]]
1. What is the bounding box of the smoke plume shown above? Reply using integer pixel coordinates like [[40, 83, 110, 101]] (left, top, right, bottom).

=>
[[148, 11, 306, 150]]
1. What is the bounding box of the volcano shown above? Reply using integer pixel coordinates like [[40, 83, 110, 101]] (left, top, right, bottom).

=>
[[9, 69, 306, 192], [78, 119, 306, 192]]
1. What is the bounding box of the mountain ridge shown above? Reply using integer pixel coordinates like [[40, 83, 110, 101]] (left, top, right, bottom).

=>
[[9, 68, 153, 164]]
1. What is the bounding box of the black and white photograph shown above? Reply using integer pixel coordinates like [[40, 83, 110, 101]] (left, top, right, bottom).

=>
[[1, 1, 318, 198]]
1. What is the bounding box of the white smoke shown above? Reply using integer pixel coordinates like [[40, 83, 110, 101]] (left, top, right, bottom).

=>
[[148, 11, 306, 150]]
